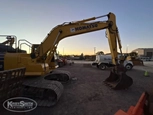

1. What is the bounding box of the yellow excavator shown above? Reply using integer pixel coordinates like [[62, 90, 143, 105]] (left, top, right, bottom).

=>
[[126, 52, 144, 66], [1, 12, 133, 106]]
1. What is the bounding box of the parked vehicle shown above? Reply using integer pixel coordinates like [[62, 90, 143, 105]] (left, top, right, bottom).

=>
[[139, 57, 151, 61], [92, 53, 133, 70]]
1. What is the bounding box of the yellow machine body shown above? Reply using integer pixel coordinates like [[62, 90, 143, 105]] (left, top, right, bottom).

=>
[[4, 53, 50, 76]]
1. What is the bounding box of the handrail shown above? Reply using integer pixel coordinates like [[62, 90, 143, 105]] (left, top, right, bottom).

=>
[[18, 39, 32, 52], [20, 43, 32, 53]]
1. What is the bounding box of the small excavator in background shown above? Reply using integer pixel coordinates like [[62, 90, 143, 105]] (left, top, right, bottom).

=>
[[0, 12, 133, 106], [125, 52, 144, 66]]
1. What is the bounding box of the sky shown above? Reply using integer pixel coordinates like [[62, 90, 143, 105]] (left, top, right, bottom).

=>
[[0, 0, 153, 55]]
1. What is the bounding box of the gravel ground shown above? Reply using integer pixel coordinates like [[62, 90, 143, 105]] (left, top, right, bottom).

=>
[[1, 61, 153, 115]]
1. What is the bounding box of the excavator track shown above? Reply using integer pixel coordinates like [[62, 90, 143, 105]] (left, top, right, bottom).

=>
[[22, 76, 63, 107], [44, 70, 72, 83]]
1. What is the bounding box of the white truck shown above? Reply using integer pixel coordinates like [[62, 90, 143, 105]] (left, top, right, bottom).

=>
[[92, 53, 133, 70]]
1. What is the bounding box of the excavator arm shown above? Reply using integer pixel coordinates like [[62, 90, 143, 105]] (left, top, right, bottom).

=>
[[34, 12, 121, 65]]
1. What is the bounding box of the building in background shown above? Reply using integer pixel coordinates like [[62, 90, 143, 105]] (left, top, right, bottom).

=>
[[132, 48, 153, 59]]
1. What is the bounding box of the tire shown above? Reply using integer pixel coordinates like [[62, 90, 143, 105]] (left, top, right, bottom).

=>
[[125, 64, 133, 70], [99, 64, 106, 70]]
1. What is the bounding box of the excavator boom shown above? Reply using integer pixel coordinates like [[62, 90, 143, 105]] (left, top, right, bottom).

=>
[[34, 13, 120, 65]]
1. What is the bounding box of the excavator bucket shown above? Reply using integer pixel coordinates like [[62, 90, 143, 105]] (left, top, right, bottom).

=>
[[104, 65, 133, 90]]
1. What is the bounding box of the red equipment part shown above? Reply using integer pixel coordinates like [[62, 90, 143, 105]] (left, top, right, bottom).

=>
[[114, 92, 151, 115]]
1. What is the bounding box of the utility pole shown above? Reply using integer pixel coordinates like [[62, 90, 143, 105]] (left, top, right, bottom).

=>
[[94, 47, 96, 55], [126, 45, 129, 53], [63, 48, 64, 55]]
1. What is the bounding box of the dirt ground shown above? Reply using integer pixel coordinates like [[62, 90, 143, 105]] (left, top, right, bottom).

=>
[[1, 62, 153, 115]]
